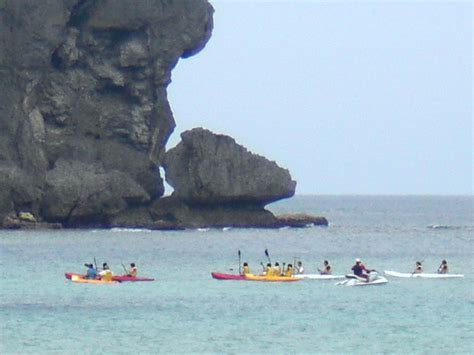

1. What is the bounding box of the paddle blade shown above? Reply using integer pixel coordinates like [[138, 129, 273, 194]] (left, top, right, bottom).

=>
[[265, 249, 269, 257]]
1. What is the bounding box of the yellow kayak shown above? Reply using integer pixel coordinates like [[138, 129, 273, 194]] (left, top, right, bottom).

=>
[[71, 275, 118, 284], [243, 274, 300, 282]]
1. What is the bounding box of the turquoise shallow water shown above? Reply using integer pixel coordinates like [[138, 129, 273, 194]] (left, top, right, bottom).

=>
[[1, 196, 473, 354]]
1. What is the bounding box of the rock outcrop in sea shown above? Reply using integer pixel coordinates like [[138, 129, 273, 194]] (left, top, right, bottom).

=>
[[0, 0, 327, 229], [146, 128, 297, 228]]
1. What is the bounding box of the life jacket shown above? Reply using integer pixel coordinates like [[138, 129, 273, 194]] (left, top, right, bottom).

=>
[[242, 266, 250, 275], [102, 270, 113, 281], [265, 266, 273, 277], [129, 267, 137, 277], [284, 267, 293, 277]]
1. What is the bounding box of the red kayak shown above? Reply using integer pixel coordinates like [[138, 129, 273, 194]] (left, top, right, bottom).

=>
[[211, 272, 245, 280], [65, 272, 155, 282]]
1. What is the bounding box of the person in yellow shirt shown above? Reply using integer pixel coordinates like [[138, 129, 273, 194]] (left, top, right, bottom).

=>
[[264, 263, 273, 276], [284, 264, 294, 277], [273, 262, 282, 276], [241, 262, 250, 275], [99, 262, 113, 281]]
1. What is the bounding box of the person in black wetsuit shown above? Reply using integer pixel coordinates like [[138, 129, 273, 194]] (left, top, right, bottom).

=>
[[351, 258, 370, 280]]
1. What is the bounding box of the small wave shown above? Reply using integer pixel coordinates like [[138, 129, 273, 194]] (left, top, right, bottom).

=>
[[222, 227, 232, 231], [427, 225, 451, 229], [110, 228, 151, 233], [426, 225, 472, 230], [197, 228, 210, 232]]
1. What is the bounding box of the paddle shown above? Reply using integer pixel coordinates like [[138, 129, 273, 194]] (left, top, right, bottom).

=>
[[93, 257, 98, 271], [293, 256, 298, 275], [121, 263, 129, 275], [265, 249, 271, 264], [238, 250, 241, 275]]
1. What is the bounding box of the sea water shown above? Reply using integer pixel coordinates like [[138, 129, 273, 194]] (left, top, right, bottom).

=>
[[0, 196, 472, 354]]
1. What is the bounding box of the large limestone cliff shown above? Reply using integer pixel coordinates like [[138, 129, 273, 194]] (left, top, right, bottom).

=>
[[0, 0, 213, 226], [0, 1, 326, 229]]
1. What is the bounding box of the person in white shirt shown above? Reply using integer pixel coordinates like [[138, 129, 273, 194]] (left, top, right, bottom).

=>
[[295, 261, 304, 274]]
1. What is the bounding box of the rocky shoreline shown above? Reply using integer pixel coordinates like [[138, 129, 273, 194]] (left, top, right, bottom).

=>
[[1, 212, 327, 230]]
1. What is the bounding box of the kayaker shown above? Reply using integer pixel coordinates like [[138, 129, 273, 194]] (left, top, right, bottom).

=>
[[437, 260, 448, 274], [318, 260, 332, 275], [273, 262, 282, 276], [127, 263, 138, 277], [242, 262, 250, 275], [295, 261, 304, 274], [99, 262, 113, 281], [351, 258, 370, 280], [413, 261, 423, 274], [264, 263, 273, 276], [84, 263, 97, 279], [284, 264, 293, 277]]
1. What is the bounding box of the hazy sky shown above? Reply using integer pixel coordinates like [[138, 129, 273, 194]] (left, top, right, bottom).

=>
[[167, 1, 472, 195]]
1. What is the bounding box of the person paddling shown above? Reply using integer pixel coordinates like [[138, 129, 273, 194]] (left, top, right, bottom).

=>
[[84, 263, 97, 279], [241, 262, 250, 275], [437, 259, 448, 274], [295, 261, 304, 275], [263, 263, 273, 276], [318, 260, 332, 275], [351, 258, 370, 281], [413, 261, 423, 274], [99, 262, 113, 281], [127, 263, 138, 277], [284, 264, 294, 277], [273, 262, 282, 276]]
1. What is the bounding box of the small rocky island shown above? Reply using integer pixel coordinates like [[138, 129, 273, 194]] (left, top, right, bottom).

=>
[[0, 0, 327, 230]]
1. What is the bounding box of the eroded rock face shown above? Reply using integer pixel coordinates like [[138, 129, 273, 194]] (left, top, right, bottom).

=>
[[163, 128, 297, 206], [0, 0, 213, 225]]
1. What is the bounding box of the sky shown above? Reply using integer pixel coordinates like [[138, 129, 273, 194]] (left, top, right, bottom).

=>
[[167, 0, 472, 195]]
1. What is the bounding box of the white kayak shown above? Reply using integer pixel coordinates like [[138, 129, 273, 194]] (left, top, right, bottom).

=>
[[384, 271, 464, 279], [294, 274, 345, 280], [336, 273, 388, 286]]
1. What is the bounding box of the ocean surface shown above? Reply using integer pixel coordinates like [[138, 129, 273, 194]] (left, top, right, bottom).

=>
[[1, 195, 473, 354]]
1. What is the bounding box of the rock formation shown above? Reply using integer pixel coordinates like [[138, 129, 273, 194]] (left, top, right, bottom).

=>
[[163, 128, 296, 206], [0, 1, 327, 229], [0, 0, 213, 226], [144, 128, 297, 228]]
